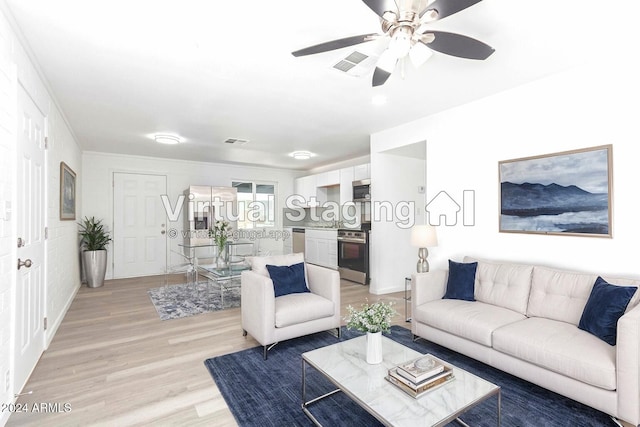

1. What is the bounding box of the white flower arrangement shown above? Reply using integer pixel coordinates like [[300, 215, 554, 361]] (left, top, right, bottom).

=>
[[209, 220, 232, 253], [344, 300, 397, 334]]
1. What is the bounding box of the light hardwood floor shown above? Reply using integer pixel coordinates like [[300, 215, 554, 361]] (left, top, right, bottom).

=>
[[7, 275, 409, 426]]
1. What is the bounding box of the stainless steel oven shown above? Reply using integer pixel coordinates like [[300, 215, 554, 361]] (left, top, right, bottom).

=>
[[337, 229, 369, 285]]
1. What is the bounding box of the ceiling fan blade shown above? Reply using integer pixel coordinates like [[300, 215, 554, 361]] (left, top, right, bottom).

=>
[[372, 67, 393, 87], [420, 0, 482, 20], [362, 0, 399, 19], [372, 48, 397, 86], [291, 33, 378, 57], [420, 31, 494, 60]]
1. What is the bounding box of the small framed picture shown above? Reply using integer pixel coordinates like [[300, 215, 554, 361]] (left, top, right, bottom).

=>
[[60, 162, 76, 220]]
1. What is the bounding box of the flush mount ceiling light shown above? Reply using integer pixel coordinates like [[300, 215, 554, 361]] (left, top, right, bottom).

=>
[[290, 151, 313, 160], [154, 134, 183, 145], [372, 94, 387, 106]]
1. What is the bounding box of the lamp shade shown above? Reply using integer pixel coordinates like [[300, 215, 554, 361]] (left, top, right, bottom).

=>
[[411, 224, 438, 247]]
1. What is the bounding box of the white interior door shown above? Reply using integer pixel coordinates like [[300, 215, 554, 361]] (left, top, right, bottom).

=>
[[113, 173, 167, 278], [15, 86, 45, 392]]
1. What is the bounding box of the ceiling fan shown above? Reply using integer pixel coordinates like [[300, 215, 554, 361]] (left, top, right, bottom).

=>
[[291, 0, 495, 86]]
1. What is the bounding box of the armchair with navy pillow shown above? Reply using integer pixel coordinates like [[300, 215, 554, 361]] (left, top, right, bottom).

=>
[[241, 253, 341, 359]]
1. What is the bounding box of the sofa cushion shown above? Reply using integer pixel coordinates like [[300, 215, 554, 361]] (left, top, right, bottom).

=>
[[266, 262, 309, 297], [247, 253, 305, 278], [464, 256, 533, 315], [274, 293, 335, 328], [493, 317, 616, 390], [414, 299, 526, 347], [527, 266, 598, 326], [443, 260, 477, 301], [578, 277, 637, 346]]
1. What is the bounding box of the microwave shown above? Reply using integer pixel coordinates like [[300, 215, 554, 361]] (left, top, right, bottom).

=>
[[352, 179, 371, 202]]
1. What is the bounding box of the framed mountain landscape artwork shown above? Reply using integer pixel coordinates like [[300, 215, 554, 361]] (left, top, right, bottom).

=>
[[499, 145, 612, 237]]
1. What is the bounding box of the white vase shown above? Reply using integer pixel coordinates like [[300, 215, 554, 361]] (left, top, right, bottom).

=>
[[366, 331, 383, 364]]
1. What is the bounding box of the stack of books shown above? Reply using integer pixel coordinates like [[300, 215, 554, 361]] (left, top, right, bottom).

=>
[[387, 354, 455, 398]]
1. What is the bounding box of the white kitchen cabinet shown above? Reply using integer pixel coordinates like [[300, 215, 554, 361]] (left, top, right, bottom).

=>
[[304, 229, 338, 269], [339, 166, 354, 204], [316, 170, 340, 187], [294, 175, 317, 207], [353, 163, 370, 181]]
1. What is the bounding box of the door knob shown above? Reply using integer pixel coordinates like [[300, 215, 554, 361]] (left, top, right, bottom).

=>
[[17, 258, 32, 270], [161, 230, 166, 234]]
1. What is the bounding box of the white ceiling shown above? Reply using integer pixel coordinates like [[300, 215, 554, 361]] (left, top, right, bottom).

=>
[[3, 0, 597, 170]]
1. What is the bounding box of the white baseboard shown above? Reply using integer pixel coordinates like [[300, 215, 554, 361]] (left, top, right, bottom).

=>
[[45, 282, 81, 349]]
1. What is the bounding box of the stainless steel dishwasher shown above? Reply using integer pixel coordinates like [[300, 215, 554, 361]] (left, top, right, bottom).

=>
[[292, 228, 305, 254]]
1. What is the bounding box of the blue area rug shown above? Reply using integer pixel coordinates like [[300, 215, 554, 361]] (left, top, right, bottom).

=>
[[204, 326, 615, 427], [147, 280, 240, 320]]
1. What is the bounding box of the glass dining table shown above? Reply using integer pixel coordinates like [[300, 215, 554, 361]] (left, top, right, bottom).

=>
[[177, 241, 253, 306]]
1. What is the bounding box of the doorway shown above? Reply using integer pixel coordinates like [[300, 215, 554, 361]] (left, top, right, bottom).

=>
[[14, 86, 46, 393], [112, 173, 167, 278]]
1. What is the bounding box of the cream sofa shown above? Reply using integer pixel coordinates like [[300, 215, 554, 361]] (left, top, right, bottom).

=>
[[411, 256, 640, 425], [241, 253, 341, 359]]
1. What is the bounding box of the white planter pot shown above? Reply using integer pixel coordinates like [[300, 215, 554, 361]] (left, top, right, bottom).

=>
[[83, 250, 107, 288], [366, 331, 383, 364]]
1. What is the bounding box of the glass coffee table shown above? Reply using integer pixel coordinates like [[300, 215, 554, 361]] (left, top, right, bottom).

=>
[[302, 335, 500, 427]]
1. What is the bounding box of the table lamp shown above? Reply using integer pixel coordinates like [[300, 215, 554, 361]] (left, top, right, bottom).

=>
[[410, 224, 438, 273]]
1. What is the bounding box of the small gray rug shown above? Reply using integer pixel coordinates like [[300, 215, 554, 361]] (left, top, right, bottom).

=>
[[147, 280, 241, 320]]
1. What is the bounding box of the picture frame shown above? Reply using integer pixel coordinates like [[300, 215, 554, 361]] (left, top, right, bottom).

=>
[[60, 161, 76, 221], [499, 145, 612, 237]]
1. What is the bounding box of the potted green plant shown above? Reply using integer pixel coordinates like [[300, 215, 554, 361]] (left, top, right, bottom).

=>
[[78, 216, 112, 288]]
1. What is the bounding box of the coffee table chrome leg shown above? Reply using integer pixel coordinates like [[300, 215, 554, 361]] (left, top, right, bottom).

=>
[[497, 389, 501, 426], [302, 358, 306, 404], [301, 358, 342, 427]]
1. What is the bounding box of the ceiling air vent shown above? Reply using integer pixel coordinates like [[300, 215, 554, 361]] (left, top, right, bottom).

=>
[[224, 138, 249, 146], [332, 51, 376, 77]]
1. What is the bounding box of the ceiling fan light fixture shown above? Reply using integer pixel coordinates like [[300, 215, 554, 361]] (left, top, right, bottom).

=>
[[388, 26, 413, 59], [377, 49, 398, 73], [409, 42, 433, 68], [290, 151, 313, 160], [154, 134, 183, 145]]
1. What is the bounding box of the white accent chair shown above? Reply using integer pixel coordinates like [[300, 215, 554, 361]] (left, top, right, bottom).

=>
[[241, 253, 341, 359]]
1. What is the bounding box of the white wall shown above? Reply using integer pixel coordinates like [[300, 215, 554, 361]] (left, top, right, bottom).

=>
[[371, 54, 640, 289], [369, 143, 426, 294], [45, 105, 82, 342], [82, 151, 299, 279], [0, 5, 83, 423]]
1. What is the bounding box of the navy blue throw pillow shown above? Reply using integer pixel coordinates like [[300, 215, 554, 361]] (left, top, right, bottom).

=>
[[578, 277, 637, 346], [443, 260, 477, 301], [266, 262, 309, 298]]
